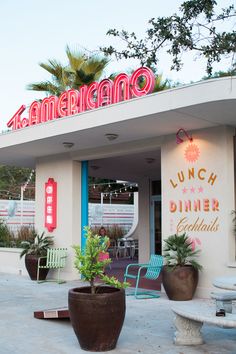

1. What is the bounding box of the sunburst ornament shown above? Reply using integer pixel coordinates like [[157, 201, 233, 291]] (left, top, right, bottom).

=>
[[184, 143, 200, 163]]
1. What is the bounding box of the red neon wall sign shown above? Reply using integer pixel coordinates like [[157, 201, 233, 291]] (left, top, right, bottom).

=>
[[7, 67, 155, 130], [45, 178, 57, 232]]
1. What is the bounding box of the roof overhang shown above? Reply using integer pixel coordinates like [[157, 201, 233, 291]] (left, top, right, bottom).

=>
[[0, 76, 236, 167]]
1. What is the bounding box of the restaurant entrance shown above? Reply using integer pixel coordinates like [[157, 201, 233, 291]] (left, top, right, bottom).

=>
[[150, 195, 162, 255]]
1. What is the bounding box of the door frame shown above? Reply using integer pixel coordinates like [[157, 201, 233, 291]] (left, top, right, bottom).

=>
[[150, 195, 161, 254]]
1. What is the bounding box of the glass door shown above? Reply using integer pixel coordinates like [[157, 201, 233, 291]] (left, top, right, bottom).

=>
[[150, 195, 162, 255]]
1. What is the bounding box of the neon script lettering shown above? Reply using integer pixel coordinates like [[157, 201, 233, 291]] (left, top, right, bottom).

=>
[[7, 67, 155, 130]]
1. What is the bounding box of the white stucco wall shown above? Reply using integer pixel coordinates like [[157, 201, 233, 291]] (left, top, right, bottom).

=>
[[0, 248, 27, 275], [161, 126, 236, 297], [35, 155, 81, 280]]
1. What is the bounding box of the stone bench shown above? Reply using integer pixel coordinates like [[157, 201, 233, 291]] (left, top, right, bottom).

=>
[[211, 291, 236, 313], [172, 303, 236, 345]]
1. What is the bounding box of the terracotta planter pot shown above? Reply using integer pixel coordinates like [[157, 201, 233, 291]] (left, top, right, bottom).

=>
[[68, 286, 126, 351], [162, 265, 198, 301], [25, 254, 49, 281]]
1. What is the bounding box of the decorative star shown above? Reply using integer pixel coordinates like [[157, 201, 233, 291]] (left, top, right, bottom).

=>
[[198, 186, 204, 193], [190, 187, 195, 193], [182, 187, 188, 194]]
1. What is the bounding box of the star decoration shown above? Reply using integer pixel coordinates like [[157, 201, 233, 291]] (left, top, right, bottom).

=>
[[182, 187, 188, 194], [198, 186, 204, 193], [190, 187, 195, 193]]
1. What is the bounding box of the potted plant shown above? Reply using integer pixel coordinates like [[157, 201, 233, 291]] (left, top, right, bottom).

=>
[[162, 233, 202, 301], [20, 230, 54, 280], [68, 226, 129, 352]]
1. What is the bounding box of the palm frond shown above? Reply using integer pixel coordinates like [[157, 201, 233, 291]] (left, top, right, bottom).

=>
[[73, 69, 96, 87], [163, 233, 202, 270], [81, 56, 110, 81], [153, 74, 171, 92], [39, 59, 65, 78], [26, 81, 62, 96], [66, 45, 86, 71]]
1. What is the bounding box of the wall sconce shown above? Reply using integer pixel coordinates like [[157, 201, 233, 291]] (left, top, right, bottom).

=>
[[176, 128, 193, 144]]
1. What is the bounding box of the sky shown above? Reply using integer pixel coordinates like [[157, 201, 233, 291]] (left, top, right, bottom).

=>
[[0, 0, 234, 129]]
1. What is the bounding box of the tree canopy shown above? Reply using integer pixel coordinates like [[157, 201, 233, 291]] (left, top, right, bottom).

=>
[[202, 62, 236, 79], [0, 166, 35, 200], [101, 0, 236, 75]]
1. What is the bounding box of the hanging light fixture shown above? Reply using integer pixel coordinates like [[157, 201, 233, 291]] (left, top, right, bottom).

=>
[[145, 157, 156, 164]]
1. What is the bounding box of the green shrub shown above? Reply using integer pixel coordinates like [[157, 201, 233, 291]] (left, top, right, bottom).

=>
[[73, 226, 129, 294], [15, 226, 35, 243], [0, 220, 13, 247], [0, 225, 46, 249]]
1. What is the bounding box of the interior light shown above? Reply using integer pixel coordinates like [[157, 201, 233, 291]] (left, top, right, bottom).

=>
[[63, 142, 74, 149], [105, 133, 119, 141]]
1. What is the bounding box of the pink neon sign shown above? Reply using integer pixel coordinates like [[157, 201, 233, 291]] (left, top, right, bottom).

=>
[[45, 178, 57, 233], [7, 67, 155, 130]]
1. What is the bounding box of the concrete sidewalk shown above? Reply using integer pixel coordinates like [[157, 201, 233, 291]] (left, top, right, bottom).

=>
[[0, 273, 236, 354]]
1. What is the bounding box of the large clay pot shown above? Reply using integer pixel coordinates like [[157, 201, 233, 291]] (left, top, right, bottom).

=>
[[162, 265, 198, 301], [68, 286, 126, 352], [25, 254, 49, 281]]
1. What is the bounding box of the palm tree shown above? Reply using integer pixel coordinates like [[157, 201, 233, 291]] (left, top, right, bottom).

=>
[[27, 46, 110, 96], [66, 46, 109, 88], [153, 74, 171, 92], [132, 70, 172, 93]]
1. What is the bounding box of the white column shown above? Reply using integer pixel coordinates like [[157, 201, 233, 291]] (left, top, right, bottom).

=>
[[35, 155, 82, 280]]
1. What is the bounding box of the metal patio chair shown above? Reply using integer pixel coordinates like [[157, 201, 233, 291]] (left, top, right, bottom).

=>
[[124, 254, 163, 299], [37, 248, 67, 284]]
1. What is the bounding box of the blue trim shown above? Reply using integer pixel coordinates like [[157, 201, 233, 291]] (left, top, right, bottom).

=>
[[81, 161, 88, 251]]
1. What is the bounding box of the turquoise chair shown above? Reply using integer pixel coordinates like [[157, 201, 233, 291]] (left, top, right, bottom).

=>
[[124, 254, 163, 299]]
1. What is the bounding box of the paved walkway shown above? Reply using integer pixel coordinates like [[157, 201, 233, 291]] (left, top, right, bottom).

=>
[[0, 273, 236, 354]]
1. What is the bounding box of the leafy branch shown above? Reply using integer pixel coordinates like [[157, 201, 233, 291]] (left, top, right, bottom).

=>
[[101, 0, 236, 75], [73, 227, 129, 294]]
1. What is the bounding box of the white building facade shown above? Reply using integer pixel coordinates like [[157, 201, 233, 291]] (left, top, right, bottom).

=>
[[1, 72, 236, 297]]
